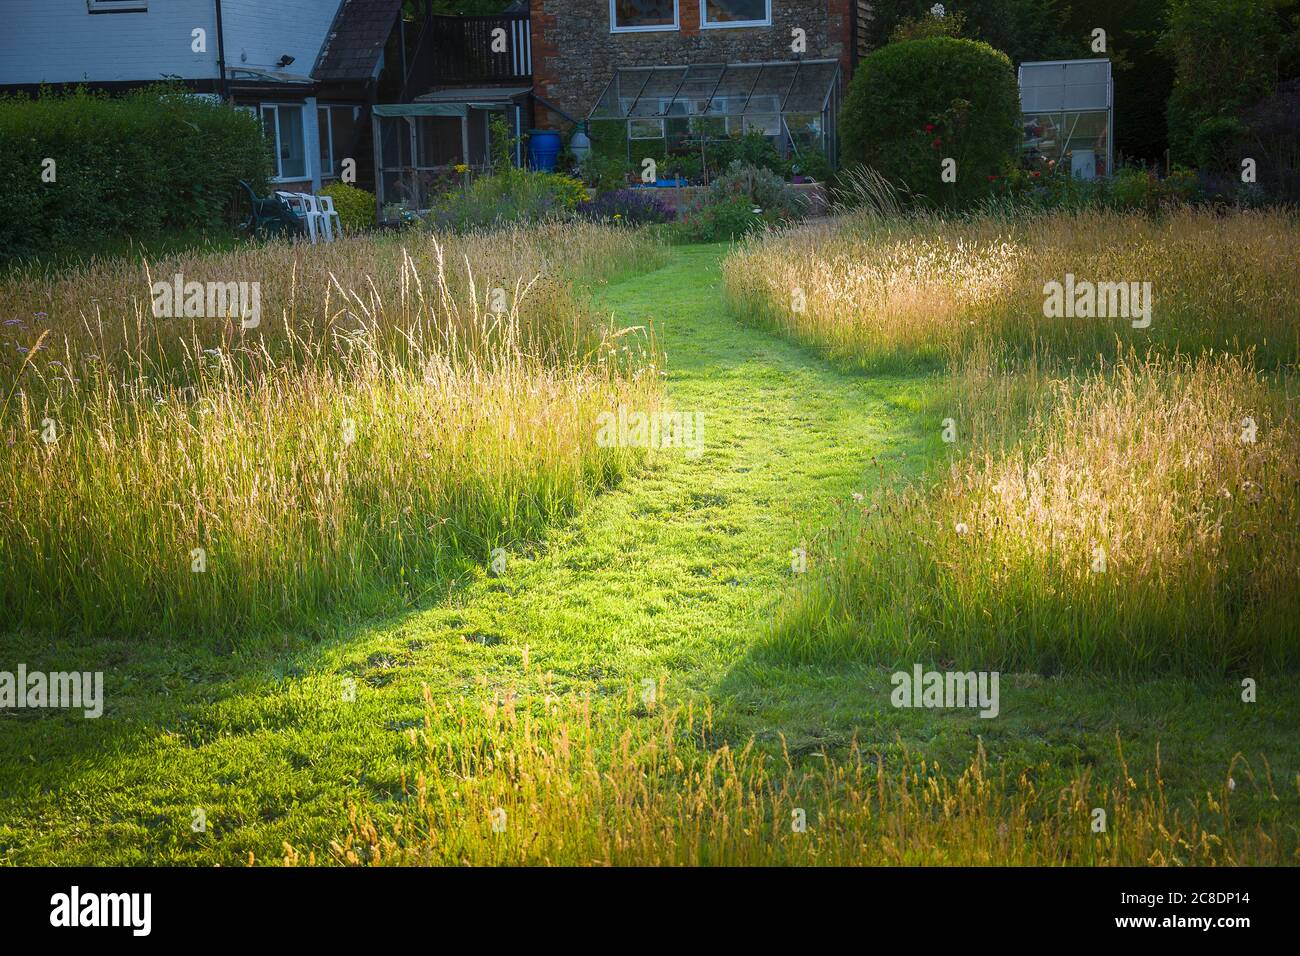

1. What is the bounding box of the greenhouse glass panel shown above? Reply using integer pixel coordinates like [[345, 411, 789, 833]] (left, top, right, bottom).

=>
[[587, 60, 841, 165], [1023, 110, 1110, 177], [783, 61, 839, 113], [742, 63, 797, 114], [379, 118, 411, 168], [673, 65, 727, 115], [589, 72, 634, 120], [629, 117, 666, 139], [1019, 59, 1112, 180], [1019, 59, 1110, 112], [628, 68, 689, 117], [665, 116, 691, 148], [701, 64, 763, 114], [784, 113, 823, 153], [743, 114, 781, 137], [690, 115, 728, 137]]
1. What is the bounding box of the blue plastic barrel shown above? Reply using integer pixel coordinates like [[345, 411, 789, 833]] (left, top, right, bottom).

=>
[[527, 130, 562, 171]]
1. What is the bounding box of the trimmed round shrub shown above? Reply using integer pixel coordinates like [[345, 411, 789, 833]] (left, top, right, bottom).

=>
[[840, 36, 1021, 208], [320, 181, 375, 233]]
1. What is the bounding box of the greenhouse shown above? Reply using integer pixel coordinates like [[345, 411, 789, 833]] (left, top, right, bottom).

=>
[[1018, 58, 1113, 179], [587, 59, 842, 166]]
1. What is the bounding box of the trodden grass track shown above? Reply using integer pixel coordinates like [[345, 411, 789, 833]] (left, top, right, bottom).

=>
[[0, 244, 1294, 864]]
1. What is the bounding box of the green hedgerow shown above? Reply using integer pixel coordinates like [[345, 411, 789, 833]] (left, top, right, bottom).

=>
[[0, 84, 270, 261]]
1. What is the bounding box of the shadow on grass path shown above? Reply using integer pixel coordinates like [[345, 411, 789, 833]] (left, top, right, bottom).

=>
[[0, 243, 933, 863], [13, 244, 1291, 863]]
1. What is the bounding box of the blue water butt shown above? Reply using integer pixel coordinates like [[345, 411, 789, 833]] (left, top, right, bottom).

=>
[[527, 130, 562, 171]]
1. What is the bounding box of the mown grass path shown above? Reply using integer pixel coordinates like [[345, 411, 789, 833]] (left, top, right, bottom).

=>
[[1, 244, 1293, 863], [0, 244, 931, 863]]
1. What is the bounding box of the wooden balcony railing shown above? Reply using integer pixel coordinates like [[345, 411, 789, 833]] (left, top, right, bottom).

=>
[[402, 14, 531, 99]]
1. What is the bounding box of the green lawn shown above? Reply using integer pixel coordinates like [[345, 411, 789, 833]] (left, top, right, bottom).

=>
[[1, 244, 1293, 864]]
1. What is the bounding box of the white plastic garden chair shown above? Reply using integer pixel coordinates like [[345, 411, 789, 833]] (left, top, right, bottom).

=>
[[297, 192, 337, 242], [317, 194, 342, 240]]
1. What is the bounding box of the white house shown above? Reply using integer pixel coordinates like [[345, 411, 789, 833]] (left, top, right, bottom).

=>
[[0, 0, 404, 192]]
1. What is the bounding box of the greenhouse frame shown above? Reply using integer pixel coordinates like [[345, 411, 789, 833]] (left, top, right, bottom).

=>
[[1018, 58, 1113, 179], [587, 59, 842, 167]]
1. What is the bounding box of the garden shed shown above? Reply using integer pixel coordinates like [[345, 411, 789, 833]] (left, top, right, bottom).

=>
[[587, 59, 841, 168], [1018, 58, 1113, 179]]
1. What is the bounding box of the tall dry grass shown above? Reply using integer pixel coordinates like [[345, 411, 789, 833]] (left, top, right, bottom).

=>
[[724, 208, 1300, 674], [294, 689, 1292, 866], [0, 224, 667, 639], [724, 207, 1300, 373], [775, 350, 1299, 673]]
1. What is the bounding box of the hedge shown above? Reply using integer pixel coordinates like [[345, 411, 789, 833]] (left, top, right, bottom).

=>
[[840, 36, 1021, 208], [0, 85, 270, 261]]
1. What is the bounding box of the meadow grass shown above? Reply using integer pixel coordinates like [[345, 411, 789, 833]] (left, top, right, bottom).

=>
[[0, 224, 667, 640], [724, 208, 1300, 675], [724, 207, 1299, 374], [303, 243, 1295, 868], [310, 688, 1290, 866], [2, 236, 1293, 868]]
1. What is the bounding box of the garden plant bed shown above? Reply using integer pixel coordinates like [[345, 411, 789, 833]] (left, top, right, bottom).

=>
[[633, 181, 830, 217]]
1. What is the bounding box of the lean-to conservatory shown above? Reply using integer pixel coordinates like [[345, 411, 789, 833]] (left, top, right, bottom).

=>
[[587, 59, 842, 167], [1018, 58, 1113, 179], [370, 86, 531, 216]]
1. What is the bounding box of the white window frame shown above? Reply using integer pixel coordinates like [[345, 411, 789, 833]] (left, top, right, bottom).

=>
[[259, 103, 308, 182], [700, 0, 771, 29], [629, 117, 666, 139], [319, 106, 334, 180], [87, 0, 148, 12], [610, 0, 679, 34]]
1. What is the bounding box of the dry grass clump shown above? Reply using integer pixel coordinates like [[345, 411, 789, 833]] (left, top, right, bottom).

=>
[[724, 208, 1299, 674], [292, 689, 1291, 866], [723, 207, 1299, 373], [0, 222, 663, 379], [0, 224, 666, 638], [776, 350, 1300, 673]]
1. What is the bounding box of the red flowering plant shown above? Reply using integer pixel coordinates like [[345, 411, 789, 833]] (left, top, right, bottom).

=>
[[914, 100, 972, 201], [1007, 148, 1066, 202]]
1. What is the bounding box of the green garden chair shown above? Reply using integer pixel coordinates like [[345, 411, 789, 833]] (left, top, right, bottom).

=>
[[237, 180, 306, 239]]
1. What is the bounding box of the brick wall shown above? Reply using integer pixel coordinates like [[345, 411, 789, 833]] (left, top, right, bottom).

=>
[[529, 1, 854, 128]]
